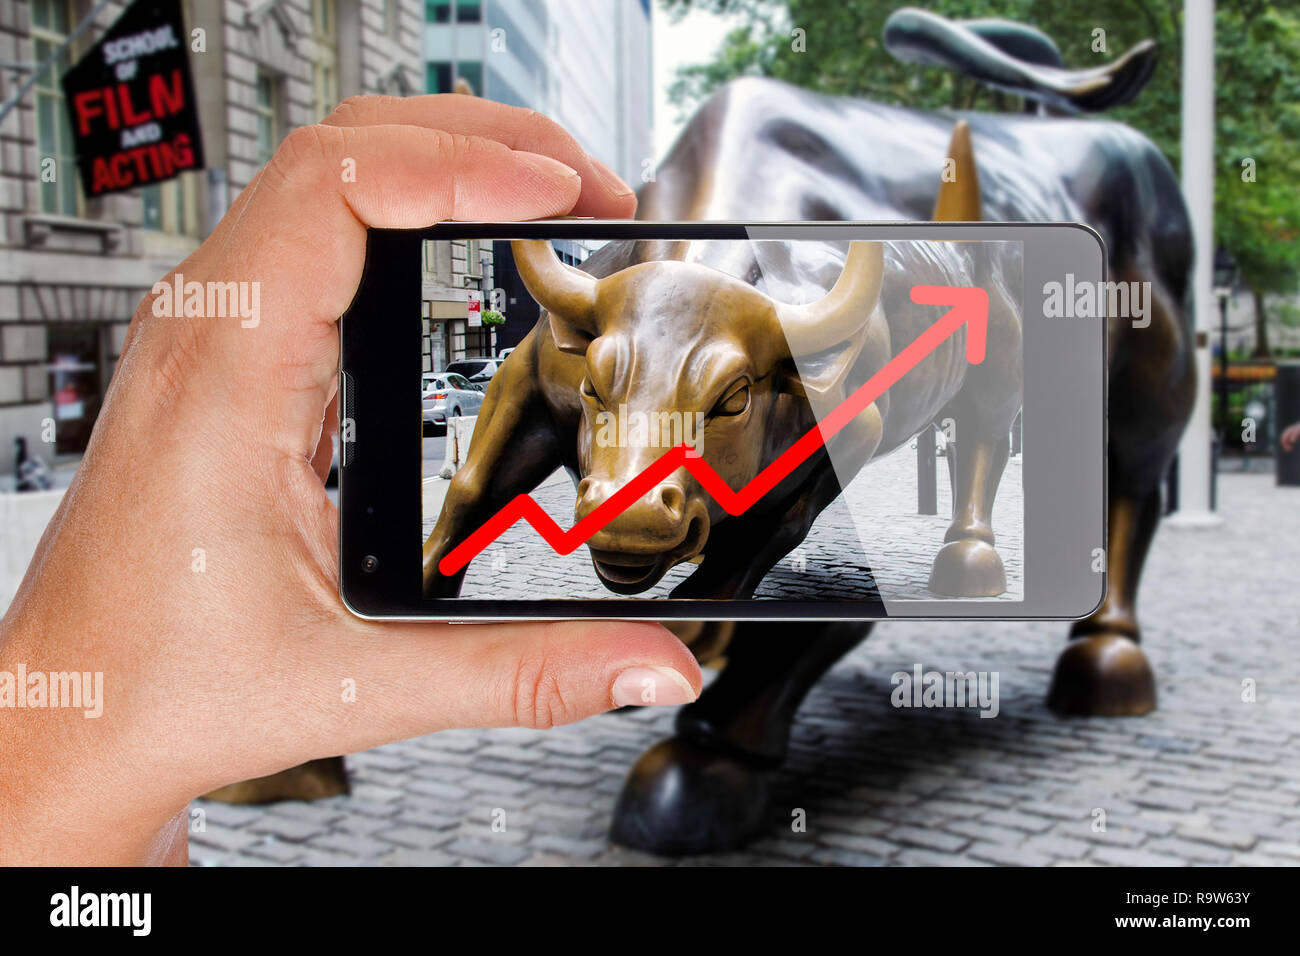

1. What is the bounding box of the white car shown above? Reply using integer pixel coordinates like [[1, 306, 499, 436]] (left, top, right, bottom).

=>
[[445, 357, 504, 385], [422, 371, 485, 433]]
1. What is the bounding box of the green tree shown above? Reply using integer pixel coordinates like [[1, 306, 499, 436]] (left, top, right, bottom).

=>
[[1213, 2, 1300, 356], [663, 0, 1300, 356]]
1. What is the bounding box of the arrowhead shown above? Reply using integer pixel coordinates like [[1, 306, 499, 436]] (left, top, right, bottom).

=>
[[908, 285, 990, 364]]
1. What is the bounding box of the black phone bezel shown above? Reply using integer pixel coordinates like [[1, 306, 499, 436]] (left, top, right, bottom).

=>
[[339, 220, 1107, 622]]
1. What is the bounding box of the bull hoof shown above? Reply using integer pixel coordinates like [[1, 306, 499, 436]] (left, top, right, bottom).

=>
[[928, 538, 1006, 597], [610, 737, 772, 855], [204, 757, 350, 804], [1047, 635, 1156, 716]]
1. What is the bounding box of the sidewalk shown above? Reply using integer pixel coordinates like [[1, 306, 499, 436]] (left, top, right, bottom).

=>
[[193, 469, 1300, 866]]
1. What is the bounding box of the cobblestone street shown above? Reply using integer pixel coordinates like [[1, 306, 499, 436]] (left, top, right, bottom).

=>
[[425, 443, 1025, 603], [193, 469, 1300, 866]]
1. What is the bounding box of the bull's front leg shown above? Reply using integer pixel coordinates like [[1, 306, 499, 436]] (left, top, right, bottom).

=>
[[928, 431, 1011, 596], [423, 334, 563, 596], [927, 271, 1021, 598], [610, 407, 882, 856], [611, 621, 869, 855]]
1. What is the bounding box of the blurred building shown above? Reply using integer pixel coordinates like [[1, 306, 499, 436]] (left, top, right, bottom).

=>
[[421, 237, 494, 371], [419, 0, 652, 366], [0, 0, 421, 469], [420, 235, 595, 370], [422, 0, 652, 184]]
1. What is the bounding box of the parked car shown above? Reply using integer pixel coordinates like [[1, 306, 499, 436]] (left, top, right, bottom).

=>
[[422, 371, 485, 433], [445, 357, 504, 384]]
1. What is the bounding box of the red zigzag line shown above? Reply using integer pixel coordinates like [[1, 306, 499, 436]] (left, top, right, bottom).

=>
[[438, 285, 988, 577]]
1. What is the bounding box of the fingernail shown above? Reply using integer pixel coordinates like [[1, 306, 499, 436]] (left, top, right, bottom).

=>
[[611, 666, 698, 708], [587, 154, 635, 198], [518, 151, 581, 183]]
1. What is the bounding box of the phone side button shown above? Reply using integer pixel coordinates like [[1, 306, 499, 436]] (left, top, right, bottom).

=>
[[340, 370, 355, 467]]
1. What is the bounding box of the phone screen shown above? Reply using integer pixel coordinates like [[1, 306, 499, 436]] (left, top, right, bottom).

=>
[[420, 236, 1026, 608]]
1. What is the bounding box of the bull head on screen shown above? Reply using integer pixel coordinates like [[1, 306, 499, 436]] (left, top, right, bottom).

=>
[[512, 239, 885, 593]]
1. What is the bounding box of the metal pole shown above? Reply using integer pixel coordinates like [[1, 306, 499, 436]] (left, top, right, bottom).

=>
[[918, 426, 937, 515], [1168, 0, 1222, 527], [1219, 293, 1230, 440], [0, 0, 115, 126]]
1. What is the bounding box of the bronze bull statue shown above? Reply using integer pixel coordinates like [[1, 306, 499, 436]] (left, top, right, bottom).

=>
[[421, 19, 1192, 854], [424, 219, 1023, 601], [218, 12, 1196, 857]]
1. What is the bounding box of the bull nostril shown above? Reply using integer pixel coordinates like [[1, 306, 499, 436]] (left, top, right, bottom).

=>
[[577, 477, 594, 500], [658, 484, 685, 521]]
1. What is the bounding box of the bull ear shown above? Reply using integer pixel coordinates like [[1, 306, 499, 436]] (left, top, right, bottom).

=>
[[781, 312, 879, 402], [547, 310, 596, 355]]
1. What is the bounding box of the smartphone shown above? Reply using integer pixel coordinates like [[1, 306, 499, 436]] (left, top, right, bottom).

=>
[[339, 221, 1106, 621]]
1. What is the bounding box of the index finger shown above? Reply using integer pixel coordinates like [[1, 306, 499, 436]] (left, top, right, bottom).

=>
[[321, 94, 638, 219]]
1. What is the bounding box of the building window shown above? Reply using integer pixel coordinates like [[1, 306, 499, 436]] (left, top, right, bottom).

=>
[[254, 74, 281, 166], [427, 61, 452, 94], [425, 1, 480, 28], [31, 0, 81, 217], [48, 323, 105, 455], [312, 0, 334, 36], [313, 62, 338, 121], [457, 61, 482, 96], [312, 0, 339, 120], [140, 175, 198, 236]]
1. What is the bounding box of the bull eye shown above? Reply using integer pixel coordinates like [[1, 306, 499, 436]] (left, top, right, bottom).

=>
[[711, 381, 750, 418]]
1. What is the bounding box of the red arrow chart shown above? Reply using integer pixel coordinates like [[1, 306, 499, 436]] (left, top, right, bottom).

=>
[[438, 285, 989, 577]]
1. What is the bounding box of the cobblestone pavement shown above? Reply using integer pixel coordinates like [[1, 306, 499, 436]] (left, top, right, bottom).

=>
[[193, 469, 1300, 866], [424, 443, 1024, 603]]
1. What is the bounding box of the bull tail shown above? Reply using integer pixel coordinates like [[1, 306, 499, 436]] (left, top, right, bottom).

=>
[[932, 119, 981, 221]]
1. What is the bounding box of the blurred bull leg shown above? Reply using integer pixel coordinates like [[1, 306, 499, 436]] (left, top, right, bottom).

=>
[[1047, 264, 1191, 716], [611, 621, 867, 855], [423, 333, 562, 596], [928, 433, 1010, 596], [205, 757, 350, 804], [1047, 488, 1160, 715], [664, 620, 735, 668]]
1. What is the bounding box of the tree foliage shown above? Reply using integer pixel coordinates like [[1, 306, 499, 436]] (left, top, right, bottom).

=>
[[662, 0, 1300, 326]]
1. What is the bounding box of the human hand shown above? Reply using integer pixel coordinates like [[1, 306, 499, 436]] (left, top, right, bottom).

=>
[[0, 96, 700, 865], [1281, 421, 1300, 453]]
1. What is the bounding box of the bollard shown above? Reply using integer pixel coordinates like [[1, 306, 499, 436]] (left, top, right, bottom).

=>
[[918, 425, 937, 515], [1164, 453, 1180, 515], [439, 416, 477, 479]]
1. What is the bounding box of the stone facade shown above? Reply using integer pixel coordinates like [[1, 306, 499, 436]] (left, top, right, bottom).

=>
[[0, 0, 420, 474]]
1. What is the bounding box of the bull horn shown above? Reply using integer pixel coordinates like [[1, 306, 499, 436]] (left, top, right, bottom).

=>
[[933, 119, 981, 221], [511, 240, 599, 332], [775, 241, 885, 355]]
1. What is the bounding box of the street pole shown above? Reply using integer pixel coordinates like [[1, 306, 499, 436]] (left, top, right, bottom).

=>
[[1168, 0, 1223, 528], [1219, 292, 1230, 439]]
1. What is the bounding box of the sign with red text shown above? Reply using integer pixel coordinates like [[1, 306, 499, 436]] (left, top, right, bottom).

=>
[[467, 291, 483, 328], [61, 0, 205, 198]]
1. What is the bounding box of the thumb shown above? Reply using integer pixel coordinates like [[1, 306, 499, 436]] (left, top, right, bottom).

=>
[[405, 620, 704, 730], [214, 619, 705, 790]]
